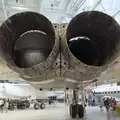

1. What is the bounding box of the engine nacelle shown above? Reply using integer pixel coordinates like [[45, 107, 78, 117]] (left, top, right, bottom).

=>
[[0, 12, 58, 78], [66, 11, 120, 66]]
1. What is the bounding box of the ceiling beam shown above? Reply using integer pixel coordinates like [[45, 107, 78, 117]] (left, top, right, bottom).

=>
[[92, 0, 103, 10], [1, 0, 8, 19], [112, 10, 120, 18]]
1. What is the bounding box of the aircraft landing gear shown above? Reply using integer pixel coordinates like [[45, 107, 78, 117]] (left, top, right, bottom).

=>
[[69, 90, 84, 118], [70, 104, 77, 118], [77, 104, 84, 118]]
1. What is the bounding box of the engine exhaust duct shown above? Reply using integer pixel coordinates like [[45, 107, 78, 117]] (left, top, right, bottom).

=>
[[0, 12, 58, 78], [66, 11, 120, 66]]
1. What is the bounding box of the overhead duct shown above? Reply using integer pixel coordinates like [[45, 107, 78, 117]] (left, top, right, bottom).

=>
[[0, 12, 57, 78], [66, 11, 120, 66]]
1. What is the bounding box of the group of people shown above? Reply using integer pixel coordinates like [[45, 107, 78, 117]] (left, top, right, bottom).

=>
[[100, 97, 117, 112], [0, 99, 9, 113]]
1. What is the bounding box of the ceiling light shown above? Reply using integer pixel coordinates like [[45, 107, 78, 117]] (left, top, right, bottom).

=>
[[30, 79, 55, 85], [12, 6, 29, 11], [65, 78, 77, 83]]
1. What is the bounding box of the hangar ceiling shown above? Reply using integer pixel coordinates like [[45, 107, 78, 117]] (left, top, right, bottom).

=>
[[0, 0, 120, 85], [0, 0, 120, 24]]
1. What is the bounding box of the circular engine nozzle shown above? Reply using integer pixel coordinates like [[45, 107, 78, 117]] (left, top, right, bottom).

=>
[[0, 12, 55, 68], [66, 11, 120, 66]]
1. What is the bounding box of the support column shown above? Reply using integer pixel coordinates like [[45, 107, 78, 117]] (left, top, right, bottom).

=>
[[81, 82, 84, 106], [69, 87, 84, 118], [73, 89, 79, 104]]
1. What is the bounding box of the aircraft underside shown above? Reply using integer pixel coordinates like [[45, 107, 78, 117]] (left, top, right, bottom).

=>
[[0, 11, 120, 118]]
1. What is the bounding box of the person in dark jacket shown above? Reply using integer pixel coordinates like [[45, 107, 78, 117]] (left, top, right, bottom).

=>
[[104, 98, 110, 112]]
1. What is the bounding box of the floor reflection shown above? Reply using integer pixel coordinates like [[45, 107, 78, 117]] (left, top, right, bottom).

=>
[[0, 103, 119, 120]]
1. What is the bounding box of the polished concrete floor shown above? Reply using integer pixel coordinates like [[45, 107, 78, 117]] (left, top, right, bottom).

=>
[[0, 103, 120, 120]]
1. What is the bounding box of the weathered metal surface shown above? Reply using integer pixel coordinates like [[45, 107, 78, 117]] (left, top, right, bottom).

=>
[[0, 12, 59, 78], [66, 11, 120, 66], [0, 11, 120, 85]]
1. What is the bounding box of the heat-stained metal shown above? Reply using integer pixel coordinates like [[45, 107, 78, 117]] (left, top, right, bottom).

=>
[[66, 11, 120, 66], [0, 12, 59, 78], [0, 11, 120, 83]]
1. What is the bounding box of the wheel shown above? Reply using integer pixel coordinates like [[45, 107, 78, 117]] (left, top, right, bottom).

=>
[[40, 103, 45, 109], [70, 104, 77, 118], [78, 104, 84, 118], [34, 103, 40, 110]]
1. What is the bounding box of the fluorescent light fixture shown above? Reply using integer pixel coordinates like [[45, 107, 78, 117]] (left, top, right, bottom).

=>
[[55, 91, 64, 93], [65, 78, 77, 83], [11, 6, 30, 10], [31, 79, 55, 85]]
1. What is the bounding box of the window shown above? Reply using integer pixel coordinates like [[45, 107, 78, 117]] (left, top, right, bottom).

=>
[[96, 92, 101, 94]]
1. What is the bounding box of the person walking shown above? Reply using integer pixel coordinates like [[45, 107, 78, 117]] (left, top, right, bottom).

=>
[[92, 99, 95, 106], [112, 98, 116, 111], [0, 99, 5, 113], [104, 98, 110, 112], [100, 98, 104, 111], [4, 100, 9, 113]]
